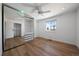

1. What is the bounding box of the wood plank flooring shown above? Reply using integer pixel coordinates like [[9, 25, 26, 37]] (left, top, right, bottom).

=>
[[4, 37, 25, 50], [3, 37, 79, 56]]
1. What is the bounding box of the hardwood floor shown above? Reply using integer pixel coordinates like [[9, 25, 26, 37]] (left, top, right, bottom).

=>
[[4, 37, 25, 50], [3, 37, 79, 56]]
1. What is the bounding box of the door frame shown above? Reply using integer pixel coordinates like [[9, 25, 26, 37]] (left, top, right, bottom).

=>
[[13, 23, 21, 37], [2, 3, 4, 52]]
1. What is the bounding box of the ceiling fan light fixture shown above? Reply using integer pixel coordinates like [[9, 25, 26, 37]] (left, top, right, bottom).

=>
[[21, 10, 24, 13]]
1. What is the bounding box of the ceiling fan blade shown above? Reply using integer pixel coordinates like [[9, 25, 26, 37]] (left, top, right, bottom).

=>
[[38, 10, 50, 14], [41, 10, 50, 13], [31, 5, 41, 13]]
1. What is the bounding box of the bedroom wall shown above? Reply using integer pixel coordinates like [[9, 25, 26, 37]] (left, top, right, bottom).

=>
[[76, 8, 79, 48], [25, 20, 34, 33], [34, 20, 38, 37], [37, 10, 77, 45], [0, 3, 2, 55]]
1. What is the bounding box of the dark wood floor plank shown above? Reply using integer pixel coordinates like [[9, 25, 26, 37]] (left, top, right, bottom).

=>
[[3, 37, 79, 56]]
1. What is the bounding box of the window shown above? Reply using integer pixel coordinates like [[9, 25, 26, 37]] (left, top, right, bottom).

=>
[[46, 20, 56, 31]]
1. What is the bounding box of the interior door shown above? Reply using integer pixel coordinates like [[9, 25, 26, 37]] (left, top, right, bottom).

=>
[[14, 23, 21, 37]]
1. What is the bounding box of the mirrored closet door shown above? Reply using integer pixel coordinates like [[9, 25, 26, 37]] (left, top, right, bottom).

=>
[[3, 4, 34, 51]]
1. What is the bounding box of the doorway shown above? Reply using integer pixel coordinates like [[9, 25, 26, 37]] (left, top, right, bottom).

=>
[[14, 23, 21, 37]]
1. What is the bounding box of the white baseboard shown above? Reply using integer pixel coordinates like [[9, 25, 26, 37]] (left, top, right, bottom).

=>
[[25, 39, 33, 42]]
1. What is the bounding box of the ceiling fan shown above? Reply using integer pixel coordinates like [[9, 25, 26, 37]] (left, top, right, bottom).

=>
[[22, 3, 50, 14], [32, 5, 50, 14]]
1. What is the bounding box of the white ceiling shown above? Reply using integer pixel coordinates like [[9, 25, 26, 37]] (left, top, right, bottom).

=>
[[5, 3, 79, 20]]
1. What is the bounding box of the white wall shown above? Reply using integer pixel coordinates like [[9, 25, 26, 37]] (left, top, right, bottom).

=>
[[25, 20, 34, 33], [0, 4, 2, 55], [76, 8, 79, 48], [37, 11, 77, 45], [34, 20, 37, 37], [5, 18, 25, 39]]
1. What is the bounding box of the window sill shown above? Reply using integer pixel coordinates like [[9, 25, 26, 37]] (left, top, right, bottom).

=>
[[45, 30, 56, 32]]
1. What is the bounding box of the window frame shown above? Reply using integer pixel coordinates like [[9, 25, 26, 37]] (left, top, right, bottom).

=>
[[46, 20, 56, 31]]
